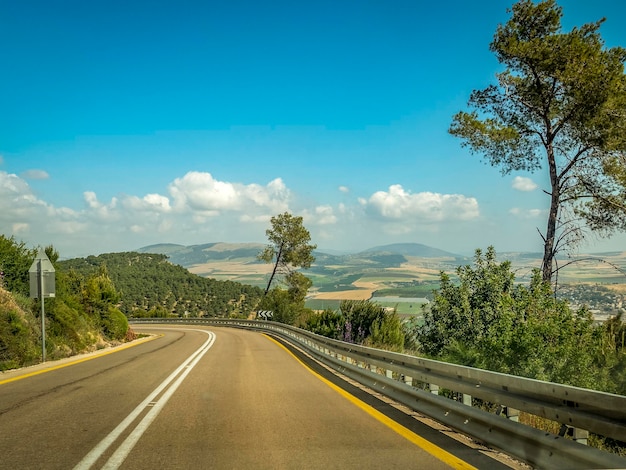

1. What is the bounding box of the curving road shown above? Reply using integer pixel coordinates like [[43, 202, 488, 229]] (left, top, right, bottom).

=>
[[0, 326, 518, 469]]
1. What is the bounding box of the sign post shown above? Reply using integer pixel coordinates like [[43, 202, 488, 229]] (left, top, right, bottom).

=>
[[29, 249, 55, 362]]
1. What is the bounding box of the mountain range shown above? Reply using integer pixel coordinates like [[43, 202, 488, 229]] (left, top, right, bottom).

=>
[[137, 242, 462, 269]]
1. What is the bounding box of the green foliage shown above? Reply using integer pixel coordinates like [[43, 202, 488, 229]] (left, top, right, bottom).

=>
[[102, 307, 129, 341], [301, 299, 406, 352], [258, 212, 316, 294], [257, 287, 310, 325], [46, 298, 98, 355], [0, 235, 136, 369], [415, 246, 625, 391], [366, 310, 405, 352], [418, 247, 515, 357], [59, 252, 263, 318], [0, 235, 36, 296], [450, 0, 626, 282], [0, 289, 40, 370], [285, 271, 312, 304], [338, 300, 386, 343], [303, 308, 343, 338], [82, 266, 121, 317]]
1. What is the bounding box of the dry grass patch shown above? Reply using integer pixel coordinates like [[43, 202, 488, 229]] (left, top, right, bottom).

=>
[[311, 289, 374, 301]]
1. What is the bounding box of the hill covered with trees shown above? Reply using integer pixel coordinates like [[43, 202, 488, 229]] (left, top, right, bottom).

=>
[[59, 252, 263, 318]]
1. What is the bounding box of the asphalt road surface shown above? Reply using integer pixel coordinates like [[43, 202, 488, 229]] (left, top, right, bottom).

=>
[[0, 326, 520, 469]]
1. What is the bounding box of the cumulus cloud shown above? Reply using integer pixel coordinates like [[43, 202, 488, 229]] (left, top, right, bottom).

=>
[[512, 176, 538, 192], [365, 184, 479, 221], [168, 171, 289, 214], [0, 172, 46, 220], [0, 169, 505, 258], [123, 193, 172, 213], [0, 171, 86, 243], [21, 169, 50, 180], [302, 205, 337, 225], [339, 185, 350, 193]]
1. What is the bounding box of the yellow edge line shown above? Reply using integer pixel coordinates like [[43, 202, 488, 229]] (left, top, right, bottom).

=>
[[0, 334, 163, 386], [264, 334, 477, 470]]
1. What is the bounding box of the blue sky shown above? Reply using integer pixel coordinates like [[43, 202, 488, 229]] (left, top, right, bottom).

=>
[[1, 0, 625, 258]]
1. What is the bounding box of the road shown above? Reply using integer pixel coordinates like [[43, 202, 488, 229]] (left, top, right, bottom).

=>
[[0, 326, 519, 469]]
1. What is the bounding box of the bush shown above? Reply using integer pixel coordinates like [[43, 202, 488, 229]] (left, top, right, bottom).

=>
[[303, 308, 343, 338], [415, 247, 618, 390], [102, 307, 129, 341], [47, 299, 98, 354], [0, 289, 40, 370], [366, 310, 405, 352]]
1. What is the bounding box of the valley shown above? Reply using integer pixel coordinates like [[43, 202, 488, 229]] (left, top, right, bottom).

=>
[[139, 242, 626, 320]]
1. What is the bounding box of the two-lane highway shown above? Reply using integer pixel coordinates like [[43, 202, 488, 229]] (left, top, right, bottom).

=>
[[0, 326, 519, 469]]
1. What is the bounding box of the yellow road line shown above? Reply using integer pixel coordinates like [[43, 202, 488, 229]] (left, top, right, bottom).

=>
[[0, 334, 162, 386], [264, 334, 477, 470]]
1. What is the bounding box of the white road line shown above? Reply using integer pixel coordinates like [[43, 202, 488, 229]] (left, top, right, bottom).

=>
[[73, 329, 216, 470]]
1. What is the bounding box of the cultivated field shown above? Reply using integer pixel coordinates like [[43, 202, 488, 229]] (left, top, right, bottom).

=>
[[178, 244, 626, 318]]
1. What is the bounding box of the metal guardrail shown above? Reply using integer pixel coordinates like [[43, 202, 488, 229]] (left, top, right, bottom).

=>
[[130, 317, 626, 469]]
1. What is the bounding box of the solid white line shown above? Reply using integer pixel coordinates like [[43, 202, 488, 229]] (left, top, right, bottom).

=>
[[73, 329, 216, 470]]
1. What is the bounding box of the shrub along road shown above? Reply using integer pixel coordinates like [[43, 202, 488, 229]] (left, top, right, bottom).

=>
[[0, 326, 518, 469]]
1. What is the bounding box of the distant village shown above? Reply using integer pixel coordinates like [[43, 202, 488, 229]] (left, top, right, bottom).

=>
[[557, 284, 625, 322]]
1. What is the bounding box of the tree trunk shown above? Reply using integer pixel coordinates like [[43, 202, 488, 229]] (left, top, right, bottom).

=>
[[542, 142, 559, 283], [264, 243, 283, 295]]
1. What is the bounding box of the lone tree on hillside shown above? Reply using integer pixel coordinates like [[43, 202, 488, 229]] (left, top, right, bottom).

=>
[[258, 212, 317, 295], [450, 0, 626, 283]]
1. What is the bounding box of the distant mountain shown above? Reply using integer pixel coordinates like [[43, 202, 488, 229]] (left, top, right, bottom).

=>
[[362, 243, 461, 259], [138, 243, 187, 254], [138, 241, 462, 269], [138, 242, 266, 267]]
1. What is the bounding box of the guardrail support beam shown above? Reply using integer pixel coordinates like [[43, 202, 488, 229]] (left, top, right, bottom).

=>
[[462, 394, 472, 406], [506, 407, 519, 423]]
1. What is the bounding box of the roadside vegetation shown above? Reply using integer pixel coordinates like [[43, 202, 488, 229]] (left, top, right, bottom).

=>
[[0, 235, 131, 370], [294, 246, 626, 453], [0, 235, 265, 371]]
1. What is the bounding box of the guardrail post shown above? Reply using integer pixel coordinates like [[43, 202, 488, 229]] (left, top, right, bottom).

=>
[[429, 384, 439, 395], [386, 369, 393, 379], [462, 394, 472, 406], [505, 407, 519, 423], [561, 425, 589, 445], [571, 428, 588, 445], [404, 375, 412, 387]]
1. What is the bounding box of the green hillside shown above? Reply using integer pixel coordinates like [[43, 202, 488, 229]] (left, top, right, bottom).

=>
[[60, 252, 263, 318]]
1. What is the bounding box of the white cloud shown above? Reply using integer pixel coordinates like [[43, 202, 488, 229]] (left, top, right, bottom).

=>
[[0, 169, 505, 258], [0, 172, 46, 221], [21, 169, 50, 180], [512, 176, 538, 192], [509, 207, 545, 219], [12, 223, 29, 234], [365, 184, 479, 221], [168, 171, 289, 214], [123, 193, 172, 213], [83, 192, 120, 221], [303, 205, 337, 225], [240, 214, 271, 223], [339, 185, 350, 193]]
